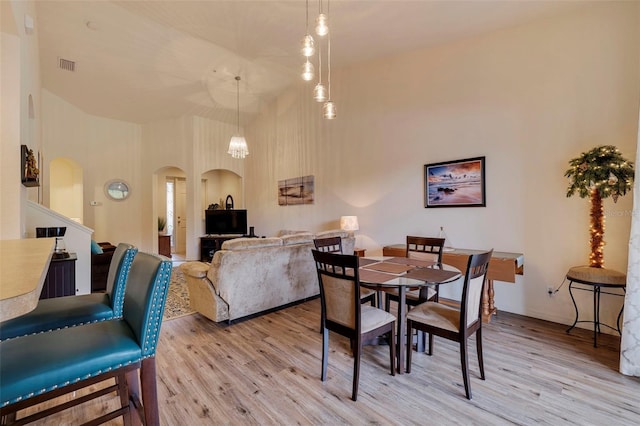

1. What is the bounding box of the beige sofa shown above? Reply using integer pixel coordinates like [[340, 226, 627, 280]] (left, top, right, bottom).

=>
[[180, 230, 355, 323]]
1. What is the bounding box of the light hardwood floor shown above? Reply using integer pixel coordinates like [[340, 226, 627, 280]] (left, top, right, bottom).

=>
[[17, 299, 640, 425]]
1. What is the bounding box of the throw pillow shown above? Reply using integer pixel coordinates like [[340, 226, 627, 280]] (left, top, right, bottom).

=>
[[91, 239, 103, 254]]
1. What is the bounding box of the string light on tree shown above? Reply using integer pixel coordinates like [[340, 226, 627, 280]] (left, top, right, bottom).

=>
[[565, 145, 634, 268]]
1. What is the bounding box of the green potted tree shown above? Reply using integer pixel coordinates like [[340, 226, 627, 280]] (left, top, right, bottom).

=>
[[158, 216, 167, 234], [565, 145, 634, 268]]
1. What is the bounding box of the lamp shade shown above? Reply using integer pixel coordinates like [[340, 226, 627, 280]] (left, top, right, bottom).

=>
[[228, 135, 249, 159], [340, 216, 359, 232]]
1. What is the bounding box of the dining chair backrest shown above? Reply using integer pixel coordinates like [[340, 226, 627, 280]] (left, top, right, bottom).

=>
[[461, 250, 493, 328], [106, 243, 138, 315], [122, 252, 173, 357], [406, 236, 445, 263], [313, 236, 343, 254], [312, 249, 360, 330]]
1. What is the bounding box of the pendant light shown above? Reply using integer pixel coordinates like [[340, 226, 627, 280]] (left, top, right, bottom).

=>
[[228, 76, 249, 159], [300, 0, 314, 57], [313, 35, 326, 102], [315, 0, 329, 36], [322, 2, 335, 120]]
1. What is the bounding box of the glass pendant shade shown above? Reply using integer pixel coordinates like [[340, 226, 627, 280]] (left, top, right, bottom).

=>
[[228, 135, 249, 159], [301, 60, 315, 81], [300, 34, 315, 57], [313, 83, 327, 102], [315, 14, 328, 36], [323, 100, 336, 119]]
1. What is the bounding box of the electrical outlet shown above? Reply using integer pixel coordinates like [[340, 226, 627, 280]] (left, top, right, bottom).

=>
[[547, 286, 554, 296]]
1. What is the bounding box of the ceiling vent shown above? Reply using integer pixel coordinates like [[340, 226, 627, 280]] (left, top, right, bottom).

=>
[[58, 58, 76, 72]]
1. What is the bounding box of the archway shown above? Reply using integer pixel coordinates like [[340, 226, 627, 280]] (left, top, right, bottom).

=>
[[49, 157, 83, 223], [201, 169, 243, 212]]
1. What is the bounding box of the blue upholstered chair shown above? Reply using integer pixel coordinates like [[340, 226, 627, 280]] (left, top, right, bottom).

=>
[[0, 252, 172, 425], [0, 243, 137, 341]]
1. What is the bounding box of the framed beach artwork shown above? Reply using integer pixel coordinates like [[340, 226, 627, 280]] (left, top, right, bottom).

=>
[[278, 175, 315, 206], [424, 157, 486, 208]]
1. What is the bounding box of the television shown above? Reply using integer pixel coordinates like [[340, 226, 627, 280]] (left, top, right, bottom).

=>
[[205, 209, 248, 235]]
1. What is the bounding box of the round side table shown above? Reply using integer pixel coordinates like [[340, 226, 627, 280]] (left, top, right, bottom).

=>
[[565, 266, 626, 347]]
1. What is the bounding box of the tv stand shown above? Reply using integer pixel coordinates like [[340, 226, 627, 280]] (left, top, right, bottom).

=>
[[200, 235, 243, 262]]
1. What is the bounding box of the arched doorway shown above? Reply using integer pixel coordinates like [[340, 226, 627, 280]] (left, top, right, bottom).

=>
[[49, 157, 83, 223], [156, 166, 187, 259], [201, 169, 243, 212]]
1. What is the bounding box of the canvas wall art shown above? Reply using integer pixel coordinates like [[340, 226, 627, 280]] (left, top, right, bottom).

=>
[[278, 175, 315, 206], [424, 157, 486, 208]]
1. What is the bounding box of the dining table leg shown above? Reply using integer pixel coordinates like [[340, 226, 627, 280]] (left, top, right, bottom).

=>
[[397, 286, 406, 374]]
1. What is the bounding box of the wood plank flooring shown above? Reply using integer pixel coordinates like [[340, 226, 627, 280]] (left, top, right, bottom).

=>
[[14, 298, 640, 425]]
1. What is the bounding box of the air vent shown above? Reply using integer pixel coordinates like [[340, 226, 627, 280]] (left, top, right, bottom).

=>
[[58, 58, 76, 72]]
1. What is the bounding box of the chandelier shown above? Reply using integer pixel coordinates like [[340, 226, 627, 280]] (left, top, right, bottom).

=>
[[227, 76, 249, 159]]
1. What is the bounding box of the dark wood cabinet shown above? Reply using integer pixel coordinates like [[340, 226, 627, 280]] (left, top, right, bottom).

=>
[[40, 253, 77, 299], [158, 234, 172, 258], [200, 236, 239, 262]]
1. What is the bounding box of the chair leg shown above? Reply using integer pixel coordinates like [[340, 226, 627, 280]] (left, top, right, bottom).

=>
[[427, 332, 434, 356], [389, 327, 396, 377], [406, 320, 413, 374], [117, 372, 132, 426], [352, 341, 361, 401], [321, 328, 329, 381], [476, 328, 485, 380], [460, 340, 472, 400], [140, 358, 160, 426], [385, 294, 391, 312]]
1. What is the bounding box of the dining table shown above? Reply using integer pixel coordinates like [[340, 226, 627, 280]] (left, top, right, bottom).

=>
[[358, 256, 461, 374], [0, 238, 55, 322]]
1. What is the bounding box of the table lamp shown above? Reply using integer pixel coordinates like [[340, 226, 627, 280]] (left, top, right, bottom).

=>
[[340, 216, 359, 232]]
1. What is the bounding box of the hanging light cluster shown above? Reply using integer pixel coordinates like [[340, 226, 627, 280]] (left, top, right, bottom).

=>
[[301, 0, 335, 119]]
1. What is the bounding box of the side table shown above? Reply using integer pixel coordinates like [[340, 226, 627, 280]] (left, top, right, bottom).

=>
[[565, 266, 626, 347]]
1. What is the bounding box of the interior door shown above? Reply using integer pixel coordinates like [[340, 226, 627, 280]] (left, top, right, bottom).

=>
[[175, 178, 187, 254]]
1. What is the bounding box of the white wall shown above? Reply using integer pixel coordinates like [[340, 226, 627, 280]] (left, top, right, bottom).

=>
[[244, 2, 640, 329], [41, 91, 142, 246], [0, 0, 41, 239], [0, 28, 21, 239]]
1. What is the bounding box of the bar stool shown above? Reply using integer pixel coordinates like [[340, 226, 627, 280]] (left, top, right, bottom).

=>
[[565, 265, 626, 347]]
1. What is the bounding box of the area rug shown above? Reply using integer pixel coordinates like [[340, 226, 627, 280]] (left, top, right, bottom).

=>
[[163, 267, 195, 321]]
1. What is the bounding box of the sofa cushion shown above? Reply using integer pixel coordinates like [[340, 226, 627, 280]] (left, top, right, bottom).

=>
[[281, 233, 314, 246], [276, 230, 309, 237], [221, 237, 282, 251], [315, 230, 350, 239], [180, 262, 209, 279]]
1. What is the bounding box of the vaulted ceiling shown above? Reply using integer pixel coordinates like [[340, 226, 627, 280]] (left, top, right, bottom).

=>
[[34, 1, 587, 126]]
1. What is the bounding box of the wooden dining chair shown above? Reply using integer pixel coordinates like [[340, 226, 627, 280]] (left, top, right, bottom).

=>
[[405, 250, 493, 399], [313, 237, 376, 305], [384, 236, 445, 311], [311, 249, 396, 401]]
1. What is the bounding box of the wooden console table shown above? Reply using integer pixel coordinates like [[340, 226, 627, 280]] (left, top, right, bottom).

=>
[[383, 244, 524, 322], [158, 234, 172, 258]]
